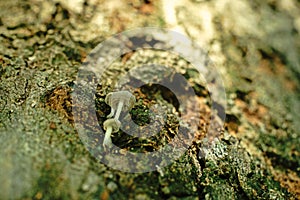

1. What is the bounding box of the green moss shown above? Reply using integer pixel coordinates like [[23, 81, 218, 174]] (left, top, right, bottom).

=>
[[200, 138, 291, 199], [130, 102, 151, 126]]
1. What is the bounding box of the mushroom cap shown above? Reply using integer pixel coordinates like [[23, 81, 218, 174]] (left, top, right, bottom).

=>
[[103, 118, 121, 133], [105, 91, 136, 110]]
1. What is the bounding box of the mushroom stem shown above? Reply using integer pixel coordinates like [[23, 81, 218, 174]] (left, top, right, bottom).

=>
[[114, 100, 124, 120], [102, 118, 121, 150], [103, 126, 113, 148]]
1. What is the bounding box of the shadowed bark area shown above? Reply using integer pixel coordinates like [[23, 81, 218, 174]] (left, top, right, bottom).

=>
[[0, 0, 299, 199]]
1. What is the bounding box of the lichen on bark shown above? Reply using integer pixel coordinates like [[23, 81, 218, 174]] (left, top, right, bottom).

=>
[[0, 0, 299, 199]]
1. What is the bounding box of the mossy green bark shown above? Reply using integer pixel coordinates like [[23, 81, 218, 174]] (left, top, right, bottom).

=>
[[0, 0, 299, 199]]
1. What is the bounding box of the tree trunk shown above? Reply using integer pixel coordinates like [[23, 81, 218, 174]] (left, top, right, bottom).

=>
[[0, 0, 299, 199]]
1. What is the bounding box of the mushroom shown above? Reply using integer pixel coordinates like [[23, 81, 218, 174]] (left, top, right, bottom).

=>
[[103, 91, 136, 149], [103, 118, 121, 149], [105, 91, 136, 120]]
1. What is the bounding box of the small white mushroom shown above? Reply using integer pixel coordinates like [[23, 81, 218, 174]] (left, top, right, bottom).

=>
[[103, 118, 121, 149], [105, 91, 136, 120], [103, 91, 136, 149]]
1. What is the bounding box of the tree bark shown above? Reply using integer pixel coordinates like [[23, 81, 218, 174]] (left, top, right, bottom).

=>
[[0, 0, 299, 199]]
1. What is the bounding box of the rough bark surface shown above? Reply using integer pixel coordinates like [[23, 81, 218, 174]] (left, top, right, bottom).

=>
[[0, 0, 299, 199]]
